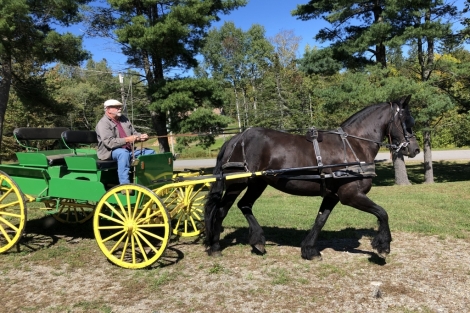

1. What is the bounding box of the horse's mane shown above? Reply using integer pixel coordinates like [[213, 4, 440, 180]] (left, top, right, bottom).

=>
[[340, 102, 387, 128]]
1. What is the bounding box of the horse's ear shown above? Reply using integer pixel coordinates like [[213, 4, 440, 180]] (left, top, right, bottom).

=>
[[400, 95, 412, 108]]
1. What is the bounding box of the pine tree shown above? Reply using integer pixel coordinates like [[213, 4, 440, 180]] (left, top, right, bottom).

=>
[[0, 0, 89, 158], [85, 0, 247, 152]]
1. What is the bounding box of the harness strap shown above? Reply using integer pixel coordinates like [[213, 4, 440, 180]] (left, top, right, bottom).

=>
[[225, 128, 250, 172], [337, 127, 362, 172], [308, 127, 327, 196], [309, 127, 323, 167]]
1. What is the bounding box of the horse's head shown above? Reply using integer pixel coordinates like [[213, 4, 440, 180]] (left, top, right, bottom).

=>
[[388, 95, 420, 158]]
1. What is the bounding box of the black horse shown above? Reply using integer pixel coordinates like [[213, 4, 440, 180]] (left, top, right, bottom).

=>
[[204, 95, 420, 260]]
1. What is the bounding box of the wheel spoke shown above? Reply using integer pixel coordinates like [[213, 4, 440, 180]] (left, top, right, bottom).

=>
[[97, 212, 125, 225], [138, 228, 166, 241], [0, 187, 13, 203], [112, 193, 128, 220], [97, 225, 123, 230], [103, 201, 126, 222], [131, 234, 136, 264], [136, 209, 163, 223], [190, 215, 198, 231], [135, 231, 160, 255], [0, 200, 20, 210], [130, 191, 143, 219], [0, 211, 22, 219], [134, 200, 153, 221], [134, 234, 149, 262], [102, 229, 126, 244], [0, 226, 12, 243], [0, 216, 20, 231], [119, 235, 131, 261]]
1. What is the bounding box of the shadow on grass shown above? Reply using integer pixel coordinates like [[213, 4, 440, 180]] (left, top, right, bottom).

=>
[[221, 226, 386, 265], [374, 161, 470, 186], [18, 215, 95, 252]]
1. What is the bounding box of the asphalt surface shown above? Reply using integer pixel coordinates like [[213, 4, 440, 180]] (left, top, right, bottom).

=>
[[173, 150, 470, 169]]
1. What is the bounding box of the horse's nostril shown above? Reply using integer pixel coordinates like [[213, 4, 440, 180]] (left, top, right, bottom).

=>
[[416, 149, 420, 155]]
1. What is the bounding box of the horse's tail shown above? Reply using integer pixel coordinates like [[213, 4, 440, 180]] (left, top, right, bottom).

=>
[[204, 138, 231, 247]]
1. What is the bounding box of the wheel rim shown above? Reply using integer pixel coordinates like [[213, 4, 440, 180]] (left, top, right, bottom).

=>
[[44, 199, 95, 224], [93, 184, 170, 269], [157, 183, 208, 237], [0, 171, 27, 253]]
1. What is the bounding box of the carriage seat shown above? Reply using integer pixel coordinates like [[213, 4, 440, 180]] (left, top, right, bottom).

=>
[[14, 127, 73, 166], [61, 130, 117, 170]]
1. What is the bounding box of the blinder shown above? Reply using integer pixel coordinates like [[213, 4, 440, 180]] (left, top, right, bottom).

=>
[[389, 104, 416, 154]]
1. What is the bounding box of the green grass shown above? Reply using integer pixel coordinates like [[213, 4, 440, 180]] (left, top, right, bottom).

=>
[[174, 135, 234, 159]]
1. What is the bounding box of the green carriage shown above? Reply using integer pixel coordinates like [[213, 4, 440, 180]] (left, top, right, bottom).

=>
[[0, 127, 210, 269]]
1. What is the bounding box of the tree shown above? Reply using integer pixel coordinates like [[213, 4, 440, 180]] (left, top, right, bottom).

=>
[[0, 0, 90, 159], [85, 0, 247, 152], [198, 22, 273, 130], [152, 77, 232, 149], [391, 1, 459, 183], [293, 0, 460, 184], [292, 0, 393, 69]]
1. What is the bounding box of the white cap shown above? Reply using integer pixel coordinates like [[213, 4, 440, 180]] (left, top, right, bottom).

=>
[[104, 99, 123, 107]]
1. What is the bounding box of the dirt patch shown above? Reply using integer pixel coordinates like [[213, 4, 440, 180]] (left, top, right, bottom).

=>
[[1, 230, 470, 313]]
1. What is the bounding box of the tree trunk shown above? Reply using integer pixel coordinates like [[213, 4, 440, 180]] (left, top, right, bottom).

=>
[[423, 129, 434, 183], [0, 56, 13, 163], [392, 151, 411, 185], [151, 110, 170, 153], [233, 85, 242, 132]]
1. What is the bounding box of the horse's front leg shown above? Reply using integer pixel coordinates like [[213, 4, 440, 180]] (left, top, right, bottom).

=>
[[237, 181, 268, 254], [301, 195, 339, 260], [339, 190, 392, 258]]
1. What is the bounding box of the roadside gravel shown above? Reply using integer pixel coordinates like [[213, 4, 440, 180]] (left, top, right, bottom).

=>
[[2, 230, 469, 313]]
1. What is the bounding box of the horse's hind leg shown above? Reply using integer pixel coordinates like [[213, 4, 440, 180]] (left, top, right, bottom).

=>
[[237, 179, 268, 254], [301, 195, 339, 260]]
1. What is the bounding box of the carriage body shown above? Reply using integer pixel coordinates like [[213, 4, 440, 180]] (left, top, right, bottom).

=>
[[0, 127, 207, 269]]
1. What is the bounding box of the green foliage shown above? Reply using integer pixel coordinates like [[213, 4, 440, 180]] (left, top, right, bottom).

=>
[[298, 46, 342, 76], [0, 0, 90, 157]]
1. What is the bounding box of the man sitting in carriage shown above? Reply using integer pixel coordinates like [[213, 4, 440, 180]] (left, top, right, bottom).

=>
[[95, 99, 155, 188]]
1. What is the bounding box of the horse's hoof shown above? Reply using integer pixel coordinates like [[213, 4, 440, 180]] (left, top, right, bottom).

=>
[[208, 250, 222, 257], [252, 244, 266, 254], [376, 251, 389, 259], [302, 254, 322, 261]]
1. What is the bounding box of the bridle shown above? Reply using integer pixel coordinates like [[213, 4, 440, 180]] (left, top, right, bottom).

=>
[[385, 102, 415, 153]]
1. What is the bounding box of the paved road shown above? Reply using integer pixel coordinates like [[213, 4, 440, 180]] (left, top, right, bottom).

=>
[[174, 150, 470, 169]]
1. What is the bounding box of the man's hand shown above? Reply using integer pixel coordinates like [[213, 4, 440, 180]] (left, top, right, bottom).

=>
[[138, 134, 149, 141], [125, 134, 149, 143]]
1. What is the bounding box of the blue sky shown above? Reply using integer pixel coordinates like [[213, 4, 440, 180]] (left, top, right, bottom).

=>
[[72, 0, 469, 74], [76, 0, 327, 74]]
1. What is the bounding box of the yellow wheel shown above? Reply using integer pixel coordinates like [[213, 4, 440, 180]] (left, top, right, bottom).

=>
[[157, 182, 209, 237], [0, 171, 27, 253], [93, 184, 170, 269], [44, 199, 95, 224]]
